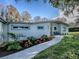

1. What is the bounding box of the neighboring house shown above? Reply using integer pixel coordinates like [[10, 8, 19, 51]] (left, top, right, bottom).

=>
[[0, 17, 69, 42]]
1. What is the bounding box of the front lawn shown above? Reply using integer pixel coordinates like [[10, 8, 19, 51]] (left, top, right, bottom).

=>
[[32, 35, 79, 59], [68, 32, 79, 35]]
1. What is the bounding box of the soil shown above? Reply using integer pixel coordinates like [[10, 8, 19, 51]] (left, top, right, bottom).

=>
[[0, 47, 20, 57], [0, 38, 53, 57]]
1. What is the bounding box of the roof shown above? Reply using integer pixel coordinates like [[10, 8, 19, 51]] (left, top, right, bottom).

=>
[[0, 16, 69, 26], [8, 20, 69, 26]]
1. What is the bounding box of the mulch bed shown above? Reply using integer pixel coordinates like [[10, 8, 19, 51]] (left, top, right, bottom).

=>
[[0, 48, 15, 57], [0, 37, 53, 57], [0, 45, 32, 57]]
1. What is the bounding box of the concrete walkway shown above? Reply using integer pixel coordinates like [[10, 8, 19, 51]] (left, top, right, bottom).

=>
[[0, 35, 63, 59]]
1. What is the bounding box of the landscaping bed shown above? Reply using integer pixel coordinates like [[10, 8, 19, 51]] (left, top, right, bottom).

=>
[[32, 35, 79, 59], [0, 35, 54, 57]]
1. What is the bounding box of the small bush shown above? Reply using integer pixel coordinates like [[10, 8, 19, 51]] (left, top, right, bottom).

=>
[[41, 35, 49, 41], [27, 36, 36, 44], [23, 40, 33, 47], [61, 49, 78, 59], [5, 41, 22, 51]]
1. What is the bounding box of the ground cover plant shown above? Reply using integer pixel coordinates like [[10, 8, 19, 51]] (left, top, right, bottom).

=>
[[32, 35, 79, 59], [0, 35, 53, 57]]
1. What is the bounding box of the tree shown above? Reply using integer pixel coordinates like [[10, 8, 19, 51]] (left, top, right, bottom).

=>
[[50, 0, 79, 9], [21, 11, 31, 22], [75, 18, 79, 23], [14, 0, 79, 23], [42, 17, 48, 21], [6, 5, 20, 22], [14, 0, 79, 15], [0, 3, 5, 19], [33, 16, 41, 22], [55, 17, 67, 23]]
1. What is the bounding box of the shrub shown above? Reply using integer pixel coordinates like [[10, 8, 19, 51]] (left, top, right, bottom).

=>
[[61, 49, 78, 59], [21, 36, 36, 47], [23, 41, 29, 47], [27, 36, 36, 44], [24, 40, 33, 47], [27, 36, 36, 40], [5, 41, 22, 51], [73, 35, 79, 40], [48, 36, 53, 40], [8, 32, 17, 41], [41, 35, 49, 41]]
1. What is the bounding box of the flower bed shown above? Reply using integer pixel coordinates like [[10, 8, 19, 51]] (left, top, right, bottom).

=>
[[0, 35, 54, 57]]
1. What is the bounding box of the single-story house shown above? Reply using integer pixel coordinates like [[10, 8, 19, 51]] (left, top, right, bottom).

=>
[[0, 17, 69, 43]]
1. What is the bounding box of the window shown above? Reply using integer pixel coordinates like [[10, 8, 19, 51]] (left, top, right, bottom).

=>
[[54, 27, 57, 30], [20, 26, 30, 29], [13, 26, 18, 29], [12, 25, 30, 30], [12, 26, 18, 29], [37, 26, 44, 29]]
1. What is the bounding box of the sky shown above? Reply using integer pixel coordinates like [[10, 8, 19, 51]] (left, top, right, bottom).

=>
[[0, 0, 59, 19]]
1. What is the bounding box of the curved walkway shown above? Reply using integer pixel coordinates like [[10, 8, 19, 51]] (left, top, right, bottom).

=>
[[0, 35, 63, 59]]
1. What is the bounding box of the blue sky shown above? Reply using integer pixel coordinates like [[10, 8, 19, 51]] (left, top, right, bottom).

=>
[[0, 0, 59, 19]]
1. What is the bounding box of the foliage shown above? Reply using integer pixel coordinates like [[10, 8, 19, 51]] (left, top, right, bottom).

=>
[[27, 36, 36, 40], [21, 11, 31, 22], [6, 5, 20, 22], [8, 32, 17, 41], [32, 36, 79, 59], [22, 40, 33, 47], [41, 35, 49, 41], [61, 49, 78, 59], [49, 0, 79, 16], [68, 32, 79, 36], [33, 16, 41, 22], [5, 41, 22, 51], [21, 35, 52, 47], [27, 36, 36, 44], [14, 0, 79, 17], [21, 36, 36, 47], [50, 0, 79, 10]]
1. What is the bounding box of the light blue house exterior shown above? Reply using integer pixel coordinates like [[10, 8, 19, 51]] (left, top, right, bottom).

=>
[[0, 18, 69, 42]]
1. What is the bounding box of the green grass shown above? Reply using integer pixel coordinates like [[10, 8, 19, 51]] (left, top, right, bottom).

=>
[[32, 36, 79, 59], [68, 32, 79, 35]]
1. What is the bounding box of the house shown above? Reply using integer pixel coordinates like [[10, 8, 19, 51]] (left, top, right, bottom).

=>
[[0, 17, 69, 42]]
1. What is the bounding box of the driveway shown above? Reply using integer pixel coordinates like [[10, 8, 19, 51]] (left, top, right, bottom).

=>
[[0, 35, 63, 59]]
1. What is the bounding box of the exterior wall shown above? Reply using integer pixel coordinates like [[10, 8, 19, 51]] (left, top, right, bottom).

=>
[[7, 22, 69, 41], [51, 23, 60, 35], [59, 24, 68, 34], [8, 23, 51, 40], [3, 23, 9, 42], [51, 23, 68, 35], [0, 22, 3, 44]]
